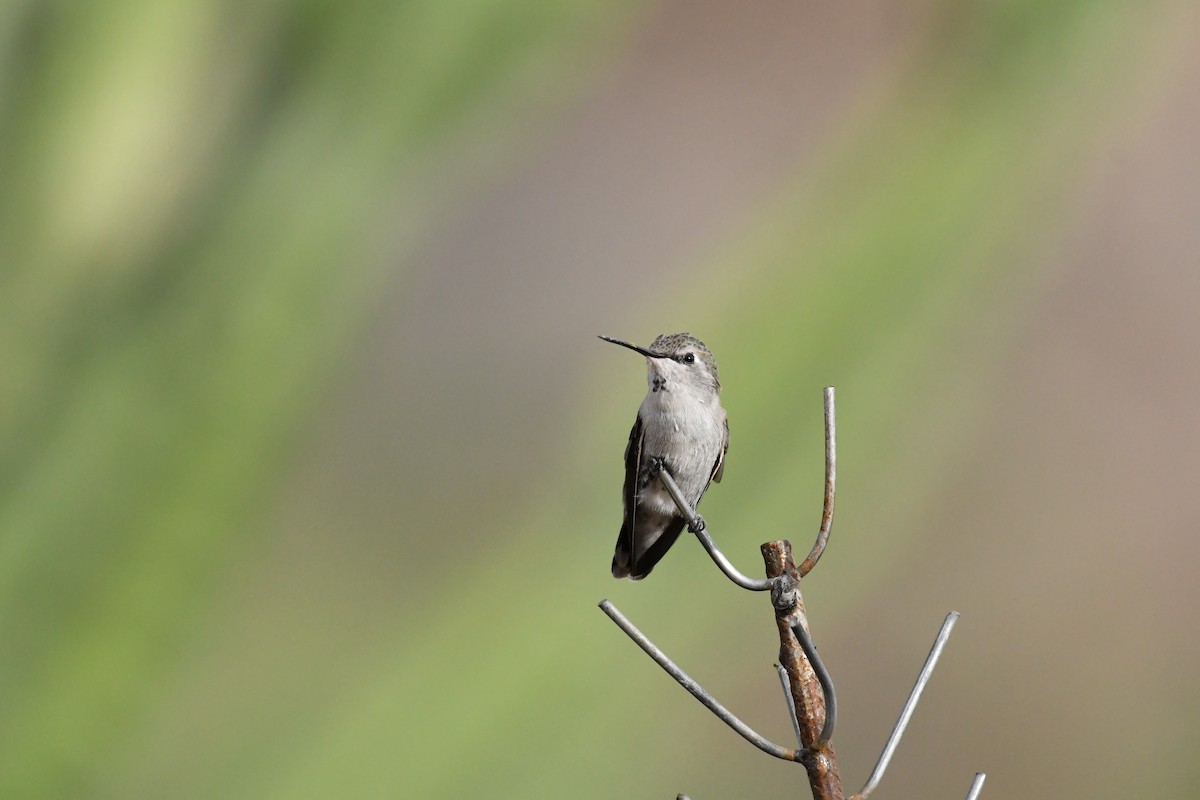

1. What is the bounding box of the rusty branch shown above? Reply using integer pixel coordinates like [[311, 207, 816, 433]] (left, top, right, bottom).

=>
[[657, 467, 772, 591], [798, 386, 836, 578], [964, 772, 987, 799], [851, 611, 960, 800], [763, 540, 844, 800], [598, 599, 803, 762]]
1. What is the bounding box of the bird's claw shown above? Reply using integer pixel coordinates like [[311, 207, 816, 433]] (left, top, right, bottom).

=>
[[646, 456, 667, 479], [688, 514, 706, 534]]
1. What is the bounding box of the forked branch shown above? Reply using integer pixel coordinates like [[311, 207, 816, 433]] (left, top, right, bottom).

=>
[[598, 387, 985, 799], [654, 385, 838, 591]]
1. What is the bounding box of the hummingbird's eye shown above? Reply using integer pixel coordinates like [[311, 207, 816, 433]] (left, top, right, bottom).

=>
[[683, 353, 695, 364]]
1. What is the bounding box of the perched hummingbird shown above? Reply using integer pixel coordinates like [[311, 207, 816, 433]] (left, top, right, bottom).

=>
[[600, 333, 729, 579]]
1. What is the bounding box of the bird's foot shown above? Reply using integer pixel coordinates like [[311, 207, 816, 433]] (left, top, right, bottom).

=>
[[688, 514, 706, 534], [646, 456, 667, 479]]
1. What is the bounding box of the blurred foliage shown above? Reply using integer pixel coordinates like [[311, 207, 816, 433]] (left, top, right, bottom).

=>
[[0, 0, 1184, 798], [0, 0, 632, 796]]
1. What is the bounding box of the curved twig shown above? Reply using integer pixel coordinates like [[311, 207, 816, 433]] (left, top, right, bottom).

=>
[[798, 386, 836, 578], [791, 620, 837, 749], [656, 467, 773, 591]]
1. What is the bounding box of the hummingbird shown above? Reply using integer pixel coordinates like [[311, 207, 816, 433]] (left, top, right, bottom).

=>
[[599, 333, 729, 579]]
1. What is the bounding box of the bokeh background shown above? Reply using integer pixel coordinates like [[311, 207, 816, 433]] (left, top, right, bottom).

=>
[[2, 1, 1198, 797]]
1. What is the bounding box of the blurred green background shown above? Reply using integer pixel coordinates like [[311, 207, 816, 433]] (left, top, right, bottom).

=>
[[2, 0, 1197, 797]]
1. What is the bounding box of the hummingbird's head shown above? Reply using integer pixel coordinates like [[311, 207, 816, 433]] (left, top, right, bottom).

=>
[[598, 332, 721, 396]]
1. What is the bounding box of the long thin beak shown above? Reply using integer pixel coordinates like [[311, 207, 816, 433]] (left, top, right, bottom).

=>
[[598, 335, 668, 359]]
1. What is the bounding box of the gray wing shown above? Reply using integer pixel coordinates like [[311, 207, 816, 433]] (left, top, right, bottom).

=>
[[622, 414, 644, 523], [611, 416, 644, 578], [710, 414, 729, 484]]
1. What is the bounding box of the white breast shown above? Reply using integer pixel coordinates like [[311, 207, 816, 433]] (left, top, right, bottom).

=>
[[638, 387, 725, 512]]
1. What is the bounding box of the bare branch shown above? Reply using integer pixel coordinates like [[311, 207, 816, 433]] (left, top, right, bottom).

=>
[[656, 467, 772, 591], [798, 386, 836, 578], [598, 599, 803, 762], [851, 611, 960, 800], [600, 387, 986, 798], [763, 541, 844, 800]]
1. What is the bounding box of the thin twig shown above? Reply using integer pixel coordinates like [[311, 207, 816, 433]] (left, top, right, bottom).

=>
[[775, 663, 804, 746], [599, 599, 804, 762], [656, 467, 772, 591], [964, 772, 987, 800], [791, 621, 837, 749], [851, 611, 960, 800], [798, 386, 836, 577]]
